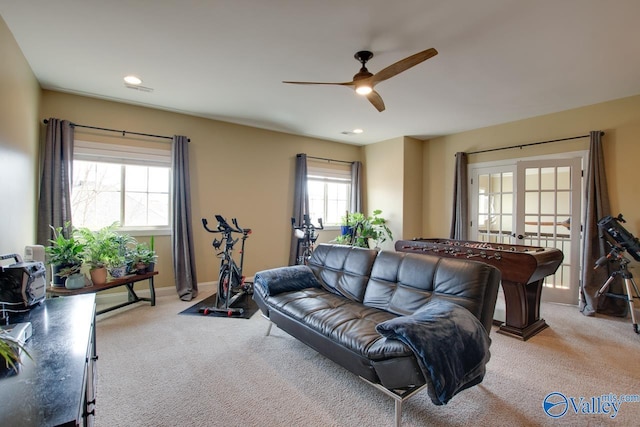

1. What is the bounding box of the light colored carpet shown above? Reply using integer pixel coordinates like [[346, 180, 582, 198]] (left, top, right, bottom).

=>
[[94, 285, 640, 426]]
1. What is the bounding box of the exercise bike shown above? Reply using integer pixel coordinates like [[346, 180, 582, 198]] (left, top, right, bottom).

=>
[[200, 214, 253, 317], [292, 214, 323, 265]]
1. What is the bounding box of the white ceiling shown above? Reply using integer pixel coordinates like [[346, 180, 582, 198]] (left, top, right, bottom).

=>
[[2, 0, 640, 145]]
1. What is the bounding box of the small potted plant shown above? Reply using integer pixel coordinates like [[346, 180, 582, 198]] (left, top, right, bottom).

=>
[[0, 330, 30, 374], [106, 232, 135, 279], [130, 243, 155, 274], [45, 222, 85, 287], [56, 264, 86, 290]]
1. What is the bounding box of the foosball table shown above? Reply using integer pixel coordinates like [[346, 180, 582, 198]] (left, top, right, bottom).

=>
[[395, 238, 564, 340]]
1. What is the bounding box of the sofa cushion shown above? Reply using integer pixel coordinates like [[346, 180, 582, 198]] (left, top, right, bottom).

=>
[[364, 251, 499, 324], [266, 288, 413, 361], [364, 251, 436, 315], [307, 244, 378, 302]]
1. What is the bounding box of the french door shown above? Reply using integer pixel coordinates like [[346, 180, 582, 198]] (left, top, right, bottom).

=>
[[470, 156, 583, 305]]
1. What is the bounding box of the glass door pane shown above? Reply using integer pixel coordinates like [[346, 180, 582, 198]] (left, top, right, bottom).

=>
[[517, 158, 582, 304], [475, 170, 514, 245]]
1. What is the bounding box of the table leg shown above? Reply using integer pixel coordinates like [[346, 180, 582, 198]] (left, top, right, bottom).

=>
[[149, 276, 156, 306], [497, 279, 548, 340]]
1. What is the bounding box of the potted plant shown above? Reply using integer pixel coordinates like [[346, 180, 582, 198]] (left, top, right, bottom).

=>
[[56, 264, 86, 290], [130, 243, 155, 274], [0, 331, 30, 374], [147, 235, 157, 272], [45, 222, 85, 287], [332, 210, 393, 249], [362, 209, 393, 248], [77, 224, 119, 285], [106, 232, 136, 279]]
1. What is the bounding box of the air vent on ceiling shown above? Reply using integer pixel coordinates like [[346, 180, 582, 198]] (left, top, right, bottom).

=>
[[124, 83, 154, 93]]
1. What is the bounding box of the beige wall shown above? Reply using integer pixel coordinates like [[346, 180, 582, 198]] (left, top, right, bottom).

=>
[[0, 16, 41, 255], [423, 94, 640, 248], [402, 137, 423, 240], [364, 137, 403, 250], [364, 136, 424, 250], [40, 91, 363, 287]]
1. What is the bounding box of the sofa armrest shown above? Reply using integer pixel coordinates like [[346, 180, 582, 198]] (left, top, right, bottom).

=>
[[254, 265, 321, 296], [376, 299, 491, 406]]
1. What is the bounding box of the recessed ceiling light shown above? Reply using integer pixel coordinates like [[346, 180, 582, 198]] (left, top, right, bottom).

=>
[[352, 128, 364, 134], [124, 75, 142, 85]]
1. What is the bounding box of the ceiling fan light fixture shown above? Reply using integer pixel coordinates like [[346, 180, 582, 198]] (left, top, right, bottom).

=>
[[355, 85, 372, 95]]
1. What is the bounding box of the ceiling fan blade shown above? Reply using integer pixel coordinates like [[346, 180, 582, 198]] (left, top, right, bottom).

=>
[[371, 48, 438, 84], [366, 90, 385, 112], [283, 80, 354, 87]]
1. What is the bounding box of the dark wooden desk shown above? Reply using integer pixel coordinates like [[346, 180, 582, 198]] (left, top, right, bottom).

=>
[[0, 294, 97, 427], [47, 271, 157, 315]]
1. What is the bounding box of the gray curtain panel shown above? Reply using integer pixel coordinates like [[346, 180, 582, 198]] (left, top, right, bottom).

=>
[[37, 118, 74, 246], [579, 131, 625, 316], [172, 135, 198, 301], [350, 161, 363, 213], [449, 152, 468, 240], [289, 154, 309, 265]]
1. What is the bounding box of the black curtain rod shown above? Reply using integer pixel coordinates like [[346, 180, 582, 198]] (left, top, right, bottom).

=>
[[42, 119, 182, 141], [466, 133, 596, 155], [301, 154, 354, 165]]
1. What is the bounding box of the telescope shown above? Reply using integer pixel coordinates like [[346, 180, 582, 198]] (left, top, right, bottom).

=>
[[597, 214, 640, 262], [596, 214, 640, 333]]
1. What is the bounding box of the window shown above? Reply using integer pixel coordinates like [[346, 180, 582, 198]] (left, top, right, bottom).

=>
[[71, 141, 171, 233], [307, 160, 351, 226]]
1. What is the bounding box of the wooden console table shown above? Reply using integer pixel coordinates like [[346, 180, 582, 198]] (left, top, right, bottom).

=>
[[47, 271, 157, 315]]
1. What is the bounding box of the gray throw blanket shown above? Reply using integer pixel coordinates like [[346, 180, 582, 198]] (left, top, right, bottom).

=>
[[376, 299, 491, 405], [254, 265, 321, 296]]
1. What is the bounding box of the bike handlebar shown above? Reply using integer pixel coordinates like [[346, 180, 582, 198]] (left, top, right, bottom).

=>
[[292, 214, 324, 231], [202, 215, 252, 236]]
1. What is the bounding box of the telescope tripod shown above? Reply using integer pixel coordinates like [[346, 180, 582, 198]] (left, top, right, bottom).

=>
[[597, 256, 640, 333]]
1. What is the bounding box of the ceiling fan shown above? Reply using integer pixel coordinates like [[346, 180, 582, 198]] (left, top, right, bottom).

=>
[[283, 48, 438, 112]]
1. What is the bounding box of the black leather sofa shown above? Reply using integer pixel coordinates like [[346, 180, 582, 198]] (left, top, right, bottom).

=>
[[253, 244, 500, 426]]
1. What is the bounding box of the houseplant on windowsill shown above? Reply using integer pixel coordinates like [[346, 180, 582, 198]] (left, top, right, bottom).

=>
[[45, 222, 86, 288]]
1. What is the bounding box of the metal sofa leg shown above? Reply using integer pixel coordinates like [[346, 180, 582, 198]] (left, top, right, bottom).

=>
[[261, 313, 273, 336], [359, 376, 429, 427], [394, 397, 403, 427]]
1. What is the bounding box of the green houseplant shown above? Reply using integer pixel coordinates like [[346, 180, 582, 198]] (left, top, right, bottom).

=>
[[0, 332, 30, 373], [45, 222, 86, 287], [130, 242, 156, 274], [77, 225, 112, 285], [77, 223, 136, 283], [333, 210, 393, 248], [107, 232, 136, 278]]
